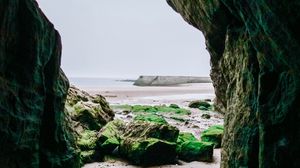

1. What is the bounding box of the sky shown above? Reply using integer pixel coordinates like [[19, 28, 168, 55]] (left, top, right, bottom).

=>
[[37, 0, 210, 79]]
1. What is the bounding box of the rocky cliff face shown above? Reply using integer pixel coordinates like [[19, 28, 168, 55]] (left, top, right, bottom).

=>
[[167, 0, 300, 167], [0, 1, 79, 167]]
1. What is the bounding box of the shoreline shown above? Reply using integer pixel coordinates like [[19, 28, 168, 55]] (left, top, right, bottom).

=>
[[80, 83, 223, 168]]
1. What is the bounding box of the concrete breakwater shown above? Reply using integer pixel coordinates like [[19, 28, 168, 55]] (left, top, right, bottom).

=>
[[133, 76, 212, 86]]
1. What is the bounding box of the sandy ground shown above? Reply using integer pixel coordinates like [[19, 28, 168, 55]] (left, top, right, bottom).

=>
[[82, 83, 222, 168]]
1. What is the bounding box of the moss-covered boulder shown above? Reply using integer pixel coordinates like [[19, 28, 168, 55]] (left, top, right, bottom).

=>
[[169, 104, 180, 109], [201, 125, 224, 148], [133, 114, 168, 124], [119, 121, 179, 165], [66, 86, 114, 131], [122, 121, 179, 142], [188, 100, 211, 109], [120, 138, 177, 165], [78, 130, 98, 150], [176, 132, 213, 162], [179, 141, 214, 162], [97, 120, 126, 153], [77, 130, 101, 164]]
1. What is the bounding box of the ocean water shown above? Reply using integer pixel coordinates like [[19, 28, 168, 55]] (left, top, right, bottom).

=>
[[69, 77, 135, 88]]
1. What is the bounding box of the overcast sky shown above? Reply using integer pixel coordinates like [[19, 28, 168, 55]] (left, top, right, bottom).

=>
[[37, 0, 210, 78]]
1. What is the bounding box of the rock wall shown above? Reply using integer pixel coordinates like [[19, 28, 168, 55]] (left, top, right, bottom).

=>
[[133, 76, 212, 86], [0, 1, 79, 167], [167, 0, 300, 167]]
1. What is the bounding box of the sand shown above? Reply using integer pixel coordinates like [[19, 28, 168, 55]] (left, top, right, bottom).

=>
[[82, 83, 222, 168]]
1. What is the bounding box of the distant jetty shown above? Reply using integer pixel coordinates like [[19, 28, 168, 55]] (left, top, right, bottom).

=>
[[133, 76, 212, 86]]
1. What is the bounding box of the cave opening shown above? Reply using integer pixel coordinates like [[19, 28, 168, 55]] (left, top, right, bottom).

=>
[[36, 0, 224, 167]]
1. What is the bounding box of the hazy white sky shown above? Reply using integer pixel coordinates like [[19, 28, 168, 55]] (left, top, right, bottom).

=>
[[37, 0, 210, 78]]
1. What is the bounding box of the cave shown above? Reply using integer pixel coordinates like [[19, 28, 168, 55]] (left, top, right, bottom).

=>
[[0, 0, 300, 168]]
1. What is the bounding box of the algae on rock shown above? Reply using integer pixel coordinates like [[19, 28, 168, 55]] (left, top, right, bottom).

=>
[[167, 0, 300, 167]]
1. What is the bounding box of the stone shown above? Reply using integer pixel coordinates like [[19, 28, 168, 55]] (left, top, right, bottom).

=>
[[169, 104, 180, 109], [188, 100, 211, 109], [176, 132, 213, 162], [66, 86, 114, 131], [201, 114, 211, 119], [0, 1, 79, 167], [119, 121, 179, 165], [201, 125, 224, 148], [97, 120, 126, 153], [179, 141, 214, 162], [133, 114, 168, 124], [77, 130, 98, 150], [167, 0, 300, 167]]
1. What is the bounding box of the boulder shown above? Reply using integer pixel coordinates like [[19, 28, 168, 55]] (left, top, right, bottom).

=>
[[188, 100, 211, 109], [97, 120, 126, 153], [179, 141, 214, 162], [201, 125, 224, 148], [176, 132, 213, 162], [119, 121, 179, 165]]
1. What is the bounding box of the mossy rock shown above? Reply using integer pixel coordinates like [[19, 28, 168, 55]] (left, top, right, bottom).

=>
[[123, 121, 179, 142], [119, 138, 177, 165], [77, 130, 98, 150], [97, 119, 126, 153], [133, 114, 168, 124], [201, 125, 224, 148], [80, 150, 102, 164], [178, 141, 214, 162], [169, 104, 180, 109], [177, 132, 198, 145], [188, 100, 211, 109]]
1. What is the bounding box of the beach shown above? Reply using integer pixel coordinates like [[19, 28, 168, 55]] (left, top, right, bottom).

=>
[[77, 81, 223, 168]]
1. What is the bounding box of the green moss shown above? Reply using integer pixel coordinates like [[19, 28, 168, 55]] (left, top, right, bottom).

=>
[[188, 100, 211, 109], [80, 150, 97, 164], [201, 125, 224, 148], [98, 120, 126, 153], [77, 130, 98, 150], [133, 114, 168, 124], [112, 104, 191, 115], [178, 141, 214, 162], [120, 138, 177, 165], [177, 132, 198, 144]]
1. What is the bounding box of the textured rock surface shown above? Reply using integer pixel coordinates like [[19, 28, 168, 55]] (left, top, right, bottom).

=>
[[66, 86, 114, 132], [167, 0, 300, 167], [65, 86, 115, 164], [119, 121, 179, 165], [0, 1, 79, 167]]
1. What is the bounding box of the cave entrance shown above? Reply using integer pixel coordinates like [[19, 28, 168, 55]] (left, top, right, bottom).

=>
[[38, 0, 223, 167]]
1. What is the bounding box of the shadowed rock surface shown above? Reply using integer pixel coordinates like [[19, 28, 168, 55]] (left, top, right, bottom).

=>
[[133, 76, 212, 86], [0, 1, 79, 167], [167, 0, 300, 167]]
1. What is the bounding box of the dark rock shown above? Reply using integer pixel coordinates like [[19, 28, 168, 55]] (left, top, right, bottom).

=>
[[188, 100, 211, 109], [0, 1, 79, 167], [119, 121, 179, 165], [168, 0, 300, 167], [169, 103, 180, 109], [201, 114, 211, 119]]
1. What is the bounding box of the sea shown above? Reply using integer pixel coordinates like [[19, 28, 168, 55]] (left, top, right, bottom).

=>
[[68, 77, 136, 88]]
